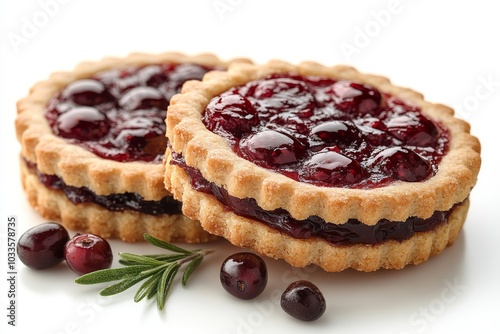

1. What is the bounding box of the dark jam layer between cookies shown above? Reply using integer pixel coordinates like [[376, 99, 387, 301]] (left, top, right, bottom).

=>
[[202, 73, 449, 188], [170, 152, 456, 245], [46, 63, 216, 163], [25, 160, 182, 215]]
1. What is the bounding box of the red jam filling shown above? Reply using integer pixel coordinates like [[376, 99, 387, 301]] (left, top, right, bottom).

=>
[[45, 63, 216, 163], [25, 160, 181, 215], [202, 73, 449, 188], [170, 152, 455, 245]]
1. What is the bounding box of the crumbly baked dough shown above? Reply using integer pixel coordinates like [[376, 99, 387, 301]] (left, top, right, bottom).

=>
[[21, 159, 214, 243], [166, 60, 481, 224], [164, 60, 481, 270], [15, 52, 249, 242], [165, 154, 468, 271]]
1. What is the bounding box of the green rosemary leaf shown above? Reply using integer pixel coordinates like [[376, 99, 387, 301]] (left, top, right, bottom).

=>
[[144, 254, 188, 263], [118, 259, 146, 266], [119, 252, 167, 266], [75, 265, 154, 285], [134, 271, 163, 303], [182, 256, 203, 286], [99, 274, 150, 296], [143, 234, 190, 254], [157, 264, 180, 310], [138, 263, 169, 277], [146, 277, 160, 300], [75, 233, 214, 311]]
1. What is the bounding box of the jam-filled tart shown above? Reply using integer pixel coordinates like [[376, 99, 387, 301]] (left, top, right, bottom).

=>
[[16, 52, 249, 243], [165, 60, 481, 271]]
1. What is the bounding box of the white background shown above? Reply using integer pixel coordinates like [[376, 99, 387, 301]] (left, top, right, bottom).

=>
[[1, 1, 499, 333]]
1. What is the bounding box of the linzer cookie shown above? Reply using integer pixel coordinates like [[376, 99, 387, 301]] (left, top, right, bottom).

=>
[[164, 60, 481, 271], [16, 52, 249, 243]]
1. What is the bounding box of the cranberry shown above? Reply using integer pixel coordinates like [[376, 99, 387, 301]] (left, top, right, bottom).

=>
[[61, 79, 112, 106], [355, 117, 391, 146], [386, 112, 440, 146], [56, 106, 110, 141], [331, 81, 383, 115], [114, 111, 165, 152], [118, 86, 168, 111], [281, 280, 326, 321], [17, 223, 70, 269], [301, 150, 363, 185], [220, 252, 267, 300], [203, 93, 259, 137], [239, 130, 306, 166], [310, 120, 360, 148], [64, 234, 113, 275], [167, 63, 213, 90], [252, 77, 316, 114], [373, 147, 432, 182], [136, 65, 168, 87]]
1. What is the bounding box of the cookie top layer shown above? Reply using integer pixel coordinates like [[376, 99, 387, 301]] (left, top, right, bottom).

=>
[[166, 60, 481, 224], [46, 62, 216, 163], [16, 52, 249, 198], [202, 72, 449, 188]]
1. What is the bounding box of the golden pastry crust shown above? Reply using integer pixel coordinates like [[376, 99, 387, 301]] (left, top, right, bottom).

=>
[[16, 51, 249, 199], [15, 52, 249, 242], [21, 159, 214, 243], [164, 60, 480, 270], [166, 60, 481, 225], [166, 150, 468, 272]]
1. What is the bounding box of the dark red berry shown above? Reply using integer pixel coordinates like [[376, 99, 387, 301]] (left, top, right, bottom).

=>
[[252, 77, 316, 113], [64, 234, 113, 275], [136, 65, 167, 87], [239, 130, 306, 166], [281, 280, 326, 321], [220, 252, 267, 300], [386, 112, 440, 146], [203, 93, 259, 137], [355, 117, 391, 146], [301, 150, 363, 185], [310, 120, 360, 148], [373, 147, 433, 182], [61, 79, 112, 106], [167, 63, 213, 90], [17, 223, 70, 269], [331, 80, 383, 115], [118, 86, 168, 111], [56, 106, 110, 141]]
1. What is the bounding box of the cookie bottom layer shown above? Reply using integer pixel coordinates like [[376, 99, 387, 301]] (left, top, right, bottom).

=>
[[21, 160, 216, 243], [166, 162, 469, 272]]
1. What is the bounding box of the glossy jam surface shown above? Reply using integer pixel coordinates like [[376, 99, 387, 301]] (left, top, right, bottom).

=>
[[202, 73, 449, 188], [46, 63, 215, 163], [171, 153, 454, 245], [26, 161, 181, 215]]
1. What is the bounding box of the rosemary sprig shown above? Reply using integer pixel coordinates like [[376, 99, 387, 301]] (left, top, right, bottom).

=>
[[75, 233, 214, 310]]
